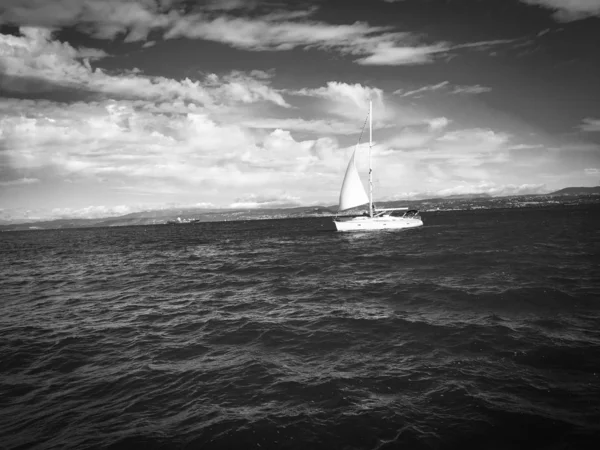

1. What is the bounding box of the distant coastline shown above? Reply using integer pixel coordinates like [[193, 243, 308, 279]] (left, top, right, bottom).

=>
[[1, 187, 599, 232]]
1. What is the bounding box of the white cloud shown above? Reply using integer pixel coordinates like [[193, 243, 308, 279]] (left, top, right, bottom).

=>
[[584, 167, 599, 175], [0, 27, 289, 108], [450, 84, 492, 94], [579, 118, 600, 132], [434, 128, 510, 154], [452, 39, 519, 51], [394, 81, 449, 97], [239, 118, 360, 135], [366, 125, 521, 201], [379, 117, 449, 152], [0, 0, 173, 41], [49, 204, 141, 219], [428, 117, 450, 131], [162, 13, 448, 67], [434, 182, 548, 197], [384, 183, 547, 201], [292, 82, 390, 123], [507, 143, 544, 150], [384, 132, 432, 151], [394, 81, 491, 97], [355, 42, 449, 65], [0, 97, 352, 211], [521, 0, 600, 21], [229, 193, 302, 209], [0, 1, 520, 66], [0, 177, 40, 187]]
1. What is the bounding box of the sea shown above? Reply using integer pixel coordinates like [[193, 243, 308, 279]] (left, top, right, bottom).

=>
[[1, 205, 599, 450]]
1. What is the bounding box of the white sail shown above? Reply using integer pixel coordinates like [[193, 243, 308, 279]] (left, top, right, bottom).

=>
[[338, 149, 369, 211]]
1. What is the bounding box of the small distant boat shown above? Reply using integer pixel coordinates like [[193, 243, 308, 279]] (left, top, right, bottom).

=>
[[333, 101, 423, 232]]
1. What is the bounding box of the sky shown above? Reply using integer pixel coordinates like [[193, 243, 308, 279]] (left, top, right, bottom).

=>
[[1, 0, 600, 221]]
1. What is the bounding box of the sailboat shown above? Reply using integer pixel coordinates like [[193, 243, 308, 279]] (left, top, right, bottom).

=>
[[333, 101, 424, 232]]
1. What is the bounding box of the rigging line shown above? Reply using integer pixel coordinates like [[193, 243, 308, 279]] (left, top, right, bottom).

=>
[[356, 110, 369, 147]]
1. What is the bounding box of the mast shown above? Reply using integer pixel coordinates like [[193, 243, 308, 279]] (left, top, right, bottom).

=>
[[368, 100, 373, 218]]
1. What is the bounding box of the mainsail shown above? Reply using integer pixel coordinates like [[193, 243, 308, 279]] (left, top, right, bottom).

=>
[[338, 149, 369, 211]]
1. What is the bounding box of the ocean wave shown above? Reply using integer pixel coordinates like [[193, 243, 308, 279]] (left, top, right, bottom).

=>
[[1, 206, 599, 449]]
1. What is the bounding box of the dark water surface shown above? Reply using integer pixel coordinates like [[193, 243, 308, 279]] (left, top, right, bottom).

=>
[[2, 206, 600, 449]]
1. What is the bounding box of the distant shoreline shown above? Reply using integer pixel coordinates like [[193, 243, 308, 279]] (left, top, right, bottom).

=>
[[2, 194, 599, 232]]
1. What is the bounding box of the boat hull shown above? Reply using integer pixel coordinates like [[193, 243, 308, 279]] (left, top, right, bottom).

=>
[[333, 216, 423, 231]]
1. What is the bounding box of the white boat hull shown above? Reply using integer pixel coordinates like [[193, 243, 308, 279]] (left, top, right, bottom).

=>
[[333, 216, 423, 231]]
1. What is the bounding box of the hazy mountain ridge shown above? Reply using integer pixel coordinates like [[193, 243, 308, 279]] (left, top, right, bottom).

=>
[[1, 188, 599, 231], [549, 186, 600, 195]]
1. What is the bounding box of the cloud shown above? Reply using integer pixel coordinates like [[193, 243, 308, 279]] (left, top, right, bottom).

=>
[[164, 13, 450, 65], [394, 81, 449, 97], [49, 204, 143, 219], [240, 118, 360, 135], [435, 128, 509, 150], [0, 0, 173, 42], [507, 144, 544, 150], [521, 0, 600, 21], [292, 81, 388, 122], [434, 182, 548, 197], [450, 84, 492, 94], [579, 118, 600, 132], [0, 97, 353, 212], [584, 167, 599, 175], [164, 18, 514, 66], [389, 127, 510, 163], [0, 27, 289, 108], [394, 81, 491, 97], [354, 42, 449, 65], [229, 193, 302, 209], [0, 1, 520, 66], [452, 39, 519, 51], [428, 117, 450, 131], [386, 182, 549, 202], [0, 177, 40, 187], [385, 132, 433, 150]]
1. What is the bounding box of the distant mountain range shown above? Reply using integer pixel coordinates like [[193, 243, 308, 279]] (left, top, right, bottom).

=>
[[438, 193, 493, 200], [1, 187, 598, 231], [548, 186, 600, 195]]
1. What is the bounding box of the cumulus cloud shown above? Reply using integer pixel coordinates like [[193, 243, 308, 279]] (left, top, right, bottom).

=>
[[292, 82, 388, 122], [392, 127, 509, 162], [0, 97, 353, 212], [436, 128, 508, 145], [521, 0, 600, 21], [0, 0, 173, 42], [49, 204, 141, 219], [239, 118, 360, 135], [428, 117, 450, 131], [579, 118, 600, 132]]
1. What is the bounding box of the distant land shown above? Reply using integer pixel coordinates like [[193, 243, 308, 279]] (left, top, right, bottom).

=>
[[439, 193, 492, 200], [1, 187, 599, 231], [547, 186, 600, 196]]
